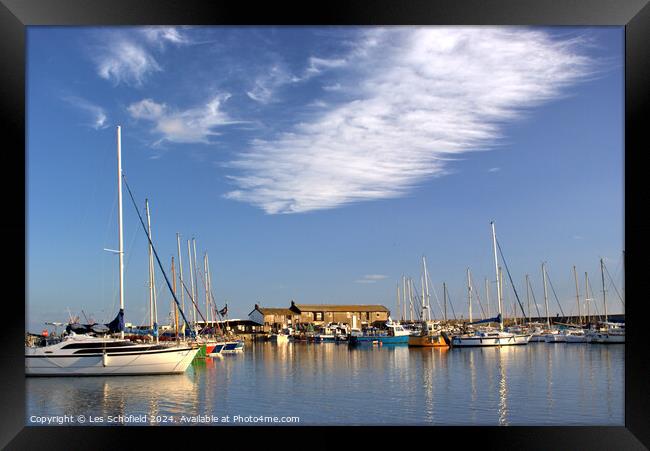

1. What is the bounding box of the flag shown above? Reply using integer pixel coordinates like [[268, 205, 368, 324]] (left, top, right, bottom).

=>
[[219, 305, 228, 316]]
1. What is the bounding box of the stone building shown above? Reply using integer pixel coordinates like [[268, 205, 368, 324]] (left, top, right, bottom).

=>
[[248, 304, 295, 333], [289, 301, 390, 329]]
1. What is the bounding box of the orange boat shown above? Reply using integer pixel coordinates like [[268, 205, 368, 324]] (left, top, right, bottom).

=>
[[408, 333, 450, 347]]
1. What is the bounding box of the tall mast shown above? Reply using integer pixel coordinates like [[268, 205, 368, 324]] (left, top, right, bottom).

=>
[[600, 258, 608, 323], [485, 277, 490, 318], [192, 238, 200, 328], [573, 265, 581, 325], [172, 256, 178, 338], [585, 272, 591, 324], [443, 282, 448, 322], [176, 233, 185, 319], [402, 274, 406, 321], [542, 262, 550, 329], [421, 275, 425, 321], [145, 199, 158, 342], [423, 256, 431, 322], [116, 126, 124, 339], [396, 283, 401, 323], [204, 253, 209, 330], [467, 268, 473, 323], [525, 274, 531, 323], [207, 252, 214, 330], [187, 239, 196, 325], [499, 266, 506, 324], [408, 278, 414, 322], [490, 221, 503, 331]]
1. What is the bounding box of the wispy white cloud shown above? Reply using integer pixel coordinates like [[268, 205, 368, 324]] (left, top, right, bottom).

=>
[[322, 83, 342, 92], [94, 39, 160, 86], [140, 27, 189, 46], [92, 27, 188, 86], [246, 64, 297, 104], [128, 94, 239, 144], [62, 96, 108, 129], [247, 54, 349, 104], [305, 56, 347, 75], [355, 274, 388, 284], [488, 167, 501, 172], [225, 28, 595, 214]]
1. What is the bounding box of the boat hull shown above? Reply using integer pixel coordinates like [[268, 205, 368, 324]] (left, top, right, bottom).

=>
[[221, 341, 244, 353], [451, 334, 531, 347], [564, 334, 588, 343], [25, 346, 199, 376], [408, 334, 450, 347], [589, 333, 625, 344], [544, 334, 567, 343], [208, 343, 226, 355], [349, 335, 409, 345]]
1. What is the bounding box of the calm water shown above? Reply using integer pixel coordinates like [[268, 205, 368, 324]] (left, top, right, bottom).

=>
[[26, 342, 624, 426]]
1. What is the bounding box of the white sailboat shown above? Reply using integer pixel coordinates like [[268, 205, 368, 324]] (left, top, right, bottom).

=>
[[26, 126, 199, 376], [587, 258, 625, 344], [451, 222, 531, 347], [541, 263, 565, 343]]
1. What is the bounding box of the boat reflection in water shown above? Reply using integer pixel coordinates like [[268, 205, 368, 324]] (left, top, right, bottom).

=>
[[27, 342, 623, 426]]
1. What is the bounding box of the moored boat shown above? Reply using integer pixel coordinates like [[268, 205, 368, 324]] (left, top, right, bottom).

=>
[[587, 322, 625, 344], [451, 328, 531, 347], [25, 126, 200, 376], [564, 329, 588, 343], [449, 222, 531, 348], [349, 321, 410, 345], [408, 321, 450, 347], [544, 330, 566, 343], [222, 340, 245, 353]]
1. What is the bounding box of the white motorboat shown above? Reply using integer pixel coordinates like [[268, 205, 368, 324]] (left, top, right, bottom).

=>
[[544, 329, 566, 343], [452, 329, 531, 347], [587, 322, 625, 344], [26, 332, 198, 376], [25, 126, 200, 376], [564, 329, 588, 343]]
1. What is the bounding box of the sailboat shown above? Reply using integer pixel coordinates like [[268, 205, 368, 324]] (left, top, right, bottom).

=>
[[587, 258, 625, 344], [450, 222, 531, 347], [408, 256, 450, 347], [541, 263, 565, 343], [25, 126, 200, 376], [563, 266, 588, 343]]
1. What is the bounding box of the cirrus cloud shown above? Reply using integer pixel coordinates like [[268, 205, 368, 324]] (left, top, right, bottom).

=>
[[225, 28, 596, 214], [92, 27, 189, 87], [128, 94, 240, 144]]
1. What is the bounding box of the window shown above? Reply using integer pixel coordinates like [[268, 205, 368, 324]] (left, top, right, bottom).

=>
[[315, 312, 323, 321]]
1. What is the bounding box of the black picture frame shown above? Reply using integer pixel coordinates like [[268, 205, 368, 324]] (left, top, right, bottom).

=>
[[2, 1, 647, 449]]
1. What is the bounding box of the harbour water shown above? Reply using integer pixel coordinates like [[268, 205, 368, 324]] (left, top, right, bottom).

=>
[[26, 342, 623, 426]]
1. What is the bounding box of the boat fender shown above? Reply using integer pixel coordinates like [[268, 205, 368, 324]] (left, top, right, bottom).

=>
[[102, 352, 109, 367]]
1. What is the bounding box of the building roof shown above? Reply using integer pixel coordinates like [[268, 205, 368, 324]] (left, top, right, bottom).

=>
[[248, 304, 294, 316], [291, 303, 389, 313], [257, 307, 294, 316]]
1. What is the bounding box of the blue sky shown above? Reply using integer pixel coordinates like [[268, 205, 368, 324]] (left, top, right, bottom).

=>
[[27, 26, 624, 331]]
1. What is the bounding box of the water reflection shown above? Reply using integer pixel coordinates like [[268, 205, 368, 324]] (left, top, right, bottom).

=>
[[496, 348, 509, 425], [27, 342, 623, 426]]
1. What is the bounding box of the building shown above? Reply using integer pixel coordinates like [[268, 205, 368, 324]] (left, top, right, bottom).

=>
[[248, 304, 295, 333], [289, 301, 390, 329]]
